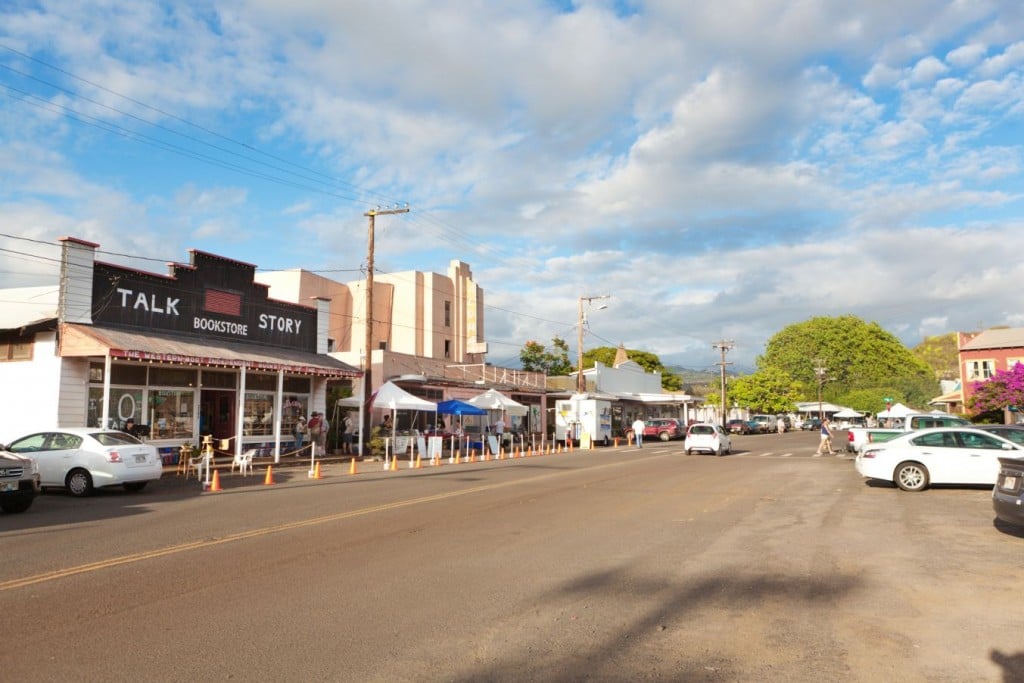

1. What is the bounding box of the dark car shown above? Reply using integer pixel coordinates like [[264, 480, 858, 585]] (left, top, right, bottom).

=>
[[802, 418, 822, 432], [976, 424, 1024, 446], [993, 456, 1024, 528], [643, 418, 684, 441], [727, 419, 751, 434]]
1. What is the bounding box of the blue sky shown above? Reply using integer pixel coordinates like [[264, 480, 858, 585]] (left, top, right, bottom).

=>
[[1, 1, 1023, 374]]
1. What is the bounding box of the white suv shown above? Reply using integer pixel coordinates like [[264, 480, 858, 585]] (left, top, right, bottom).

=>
[[684, 423, 732, 456], [0, 449, 41, 513]]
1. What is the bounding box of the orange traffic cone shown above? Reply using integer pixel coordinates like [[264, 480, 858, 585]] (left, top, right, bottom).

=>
[[208, 469, 222, 492], [415, 454, 422, 469], [263, 465, 275, 485], [309, 461, 322, 479], [389, 456, 398, 472], [614, 437, 619, 447], [469, 451, 475, 463], [349, 458, 358, 475]]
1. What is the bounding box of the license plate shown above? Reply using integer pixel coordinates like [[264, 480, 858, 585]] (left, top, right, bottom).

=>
[[1001, 475, 1018, 491], [1, 481, 17, 492], [135, 454, 147, 463]]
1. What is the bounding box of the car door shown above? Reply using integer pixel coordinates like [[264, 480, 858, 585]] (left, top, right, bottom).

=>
[[905, 431, 963, 483], [951, 430, 1020, 485], [9, 433, 67, 486]]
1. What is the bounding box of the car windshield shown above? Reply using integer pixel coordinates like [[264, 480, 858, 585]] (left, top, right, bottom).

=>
[[91, 431, 142, 446]]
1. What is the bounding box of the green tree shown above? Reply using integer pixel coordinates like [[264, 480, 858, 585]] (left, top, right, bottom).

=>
[[520, 337, 572, 375], [912, 333, 959, 381], [757, 315, 938, 407], [582, 346, 682, 391], [728, 367, 802, 414]]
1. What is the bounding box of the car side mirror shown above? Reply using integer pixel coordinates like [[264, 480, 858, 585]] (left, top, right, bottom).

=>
[[1003, 442, 1015, 450]]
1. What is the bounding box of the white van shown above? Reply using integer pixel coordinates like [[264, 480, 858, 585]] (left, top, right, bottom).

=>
[[750, 414, 777, 433]]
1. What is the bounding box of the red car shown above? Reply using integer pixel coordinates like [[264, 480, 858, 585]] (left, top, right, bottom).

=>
[[643, 418, 685, 441]]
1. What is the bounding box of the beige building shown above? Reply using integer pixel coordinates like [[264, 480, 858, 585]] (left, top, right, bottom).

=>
[[256, 261, 548, 436]]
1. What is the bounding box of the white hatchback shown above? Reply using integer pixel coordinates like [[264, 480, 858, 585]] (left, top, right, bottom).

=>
[[4, 428, 163, 497], [855, 427, 1024, 492], [684, 423, 732, 456]]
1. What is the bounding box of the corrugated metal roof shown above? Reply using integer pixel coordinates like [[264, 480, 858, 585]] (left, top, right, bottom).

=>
[[62, 323, 360, 378], [0, 286, 59, 329], [961, 327, 1024, 350]]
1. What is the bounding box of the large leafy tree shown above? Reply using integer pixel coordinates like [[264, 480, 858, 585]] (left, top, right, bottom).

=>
[[966, 363, 1024, 417], [757, 315, 938, 408], [912, 332, 959, 381], [582, 346, 683, 391], [519, 337, 572, 375], [728, 367, 803, 414]]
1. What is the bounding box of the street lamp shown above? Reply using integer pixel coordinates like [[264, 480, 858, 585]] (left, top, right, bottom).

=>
[[577, 294, 610, 394]]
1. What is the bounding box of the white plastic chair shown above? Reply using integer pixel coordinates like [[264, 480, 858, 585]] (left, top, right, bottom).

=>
[[231, 449, 256, 476]]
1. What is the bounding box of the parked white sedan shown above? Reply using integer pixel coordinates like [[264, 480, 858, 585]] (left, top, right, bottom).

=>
[[855, 427, 1024, 492], [3, 428, 163, 497]]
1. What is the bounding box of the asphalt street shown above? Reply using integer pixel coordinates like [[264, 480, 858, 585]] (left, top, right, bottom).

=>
[[2, 430, 1021, 682]]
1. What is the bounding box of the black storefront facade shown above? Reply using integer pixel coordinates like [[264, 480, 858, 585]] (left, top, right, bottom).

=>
[[57, 237, 360, 464]]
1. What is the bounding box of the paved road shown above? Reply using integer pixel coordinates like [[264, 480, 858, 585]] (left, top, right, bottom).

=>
[[2, 436, 1022, 682]]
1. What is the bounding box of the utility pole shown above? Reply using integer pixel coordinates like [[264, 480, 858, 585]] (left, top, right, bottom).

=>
[[361, 205, 409, 455], [576, 294, 611, 394], [713, 340, 734, 429], [814, 359, 828, 421]]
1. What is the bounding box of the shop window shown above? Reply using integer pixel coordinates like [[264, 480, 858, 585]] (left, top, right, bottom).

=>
[[283, 376, 311, 394], [88, 387, 144, 430], [1, 337, 33, 361], [150, 367, 198, 387], [244, 392, 276, 437], [246, 374, 278, 391], [282, 395, 309, 438], [201, 370, 236, 389], [149, 389, 196, 440], [110, 364, 148, 386]]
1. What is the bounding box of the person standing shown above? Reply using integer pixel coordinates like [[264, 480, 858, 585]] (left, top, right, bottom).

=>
[[293, 416, 308, 455], [341, 413, 355, 454], [494, 415, 506, 446], [317, 412, 330, 457], [632, 417, 646, 448], [307, 412, 323, 456], [815, 418, 834, 455]]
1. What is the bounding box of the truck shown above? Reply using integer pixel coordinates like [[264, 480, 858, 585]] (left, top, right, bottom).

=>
[[554, 397, 613, 446], [845, 413, 971, 453]]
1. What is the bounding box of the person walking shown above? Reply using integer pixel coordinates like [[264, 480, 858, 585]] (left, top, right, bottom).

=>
[[631, 417, 646, 448], [815, 418, 834, 455]]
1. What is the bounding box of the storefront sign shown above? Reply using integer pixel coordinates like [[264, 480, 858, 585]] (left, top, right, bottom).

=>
[[92, 252, 317, 351]]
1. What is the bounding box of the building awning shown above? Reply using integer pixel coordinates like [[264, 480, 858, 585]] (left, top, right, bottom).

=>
[[611, 391, 701, 404], [929, 390, 963, 405], [60, 323, 360, 378]]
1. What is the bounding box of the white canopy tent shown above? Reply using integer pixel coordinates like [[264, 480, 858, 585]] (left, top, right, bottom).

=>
[[467, 388, 528, 416], [877, 402, 914, 419], [833, 408, 863, 419]]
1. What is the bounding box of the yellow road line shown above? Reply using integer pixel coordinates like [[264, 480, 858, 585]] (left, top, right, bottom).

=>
[[1, 455, 649, 592]]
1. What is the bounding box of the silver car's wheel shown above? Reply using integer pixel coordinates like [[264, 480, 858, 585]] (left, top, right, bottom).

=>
[[894, 462, 929, 492], [66, 469, 93, 497]]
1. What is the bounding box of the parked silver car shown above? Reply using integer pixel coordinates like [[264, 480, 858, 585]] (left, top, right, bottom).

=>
[[4, 428, 162, 497]]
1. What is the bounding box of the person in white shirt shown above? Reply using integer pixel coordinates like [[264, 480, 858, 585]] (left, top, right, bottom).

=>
[[631, 417, 646, 448]]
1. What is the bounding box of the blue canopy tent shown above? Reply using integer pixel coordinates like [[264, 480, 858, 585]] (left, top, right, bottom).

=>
[[435, 399, 487, 453]]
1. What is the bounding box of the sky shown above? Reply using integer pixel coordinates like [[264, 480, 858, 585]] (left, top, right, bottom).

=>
[[1, 1, 1023, 375]]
